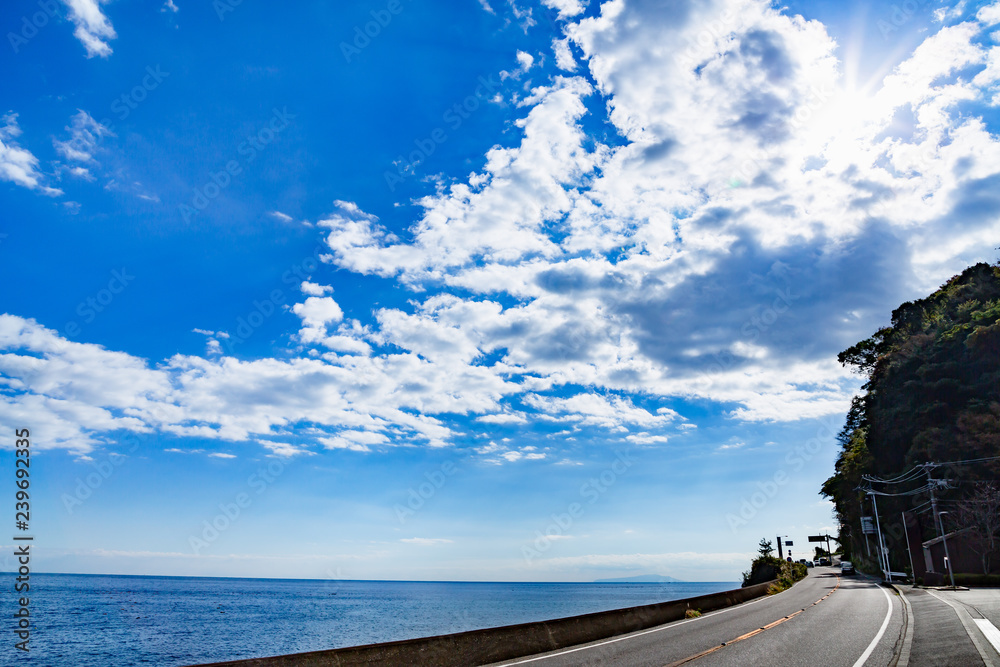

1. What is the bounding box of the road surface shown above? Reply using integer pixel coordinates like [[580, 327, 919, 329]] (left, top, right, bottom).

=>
[[489, 567, 904, 667], [899, 585, 1000, 666]]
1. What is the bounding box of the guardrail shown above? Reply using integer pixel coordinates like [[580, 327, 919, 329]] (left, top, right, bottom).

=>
[[191, 580, 777, 667]]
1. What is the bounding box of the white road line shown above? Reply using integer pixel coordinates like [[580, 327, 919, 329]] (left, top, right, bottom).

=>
[[851, 584, 893, 667], [494, 593, 776, 665], [975, 619, 1000, 657]]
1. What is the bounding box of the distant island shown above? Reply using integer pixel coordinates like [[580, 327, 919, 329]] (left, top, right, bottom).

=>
[[593, 574, 682, 583]]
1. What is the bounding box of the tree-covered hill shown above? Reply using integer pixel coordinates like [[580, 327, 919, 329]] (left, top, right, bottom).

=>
[[822, 262, 1000, 570]]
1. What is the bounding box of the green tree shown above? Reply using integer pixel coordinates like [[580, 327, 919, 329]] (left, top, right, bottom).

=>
[[758, 538, 775, 559]]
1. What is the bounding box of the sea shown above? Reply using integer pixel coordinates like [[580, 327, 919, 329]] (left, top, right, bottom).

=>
[[1, 573, 738, 666]]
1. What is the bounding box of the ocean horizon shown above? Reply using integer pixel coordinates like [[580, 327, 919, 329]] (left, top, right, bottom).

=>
[[2, 572, 739, 666], [9, 570, 726, 582]]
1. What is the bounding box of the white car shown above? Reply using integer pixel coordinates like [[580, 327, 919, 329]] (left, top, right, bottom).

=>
[[841, 561, 855, 575]]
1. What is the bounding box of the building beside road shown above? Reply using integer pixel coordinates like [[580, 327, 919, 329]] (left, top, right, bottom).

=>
[[904, 511, 998, 585]]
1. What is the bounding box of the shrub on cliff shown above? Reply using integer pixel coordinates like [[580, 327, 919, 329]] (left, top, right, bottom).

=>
[[767, 561, 808, 594], [742, 556, 783, 587]]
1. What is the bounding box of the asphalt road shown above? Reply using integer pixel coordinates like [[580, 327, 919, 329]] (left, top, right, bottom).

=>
[[489, 567, 904, 667]]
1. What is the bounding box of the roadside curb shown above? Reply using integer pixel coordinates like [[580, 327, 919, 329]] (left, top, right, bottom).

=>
[[888, 583, 913, 667]]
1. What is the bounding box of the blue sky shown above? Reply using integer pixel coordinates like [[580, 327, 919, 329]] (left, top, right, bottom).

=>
[[1, 0, 999, 582]]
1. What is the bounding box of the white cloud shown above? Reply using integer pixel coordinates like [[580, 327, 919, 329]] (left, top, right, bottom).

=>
[[5, 0, 1000, 459], [555, 458, 583, 465], [54, 110, 112, 164], [478, 440, 548, 464], [208, 452, 236, 459], [193, 328, 224, 355], [256, 440, 310, 458], [0, 114, 61, 196], [293, 296, 343, 330], [0, 315, 486, 452], [477, 412, 528, 424], [501, 50, 538, 81], [313, 0, 1000, 428], [516, 50, 534, 71], [542, 0, 586, 19], [62, 0, 117, 58], [162, 0, 179, 13], [552, 38, 577, 71], [68, 165, 94, 181], [524, 394, 677, 431], [300, 281, 333, 296], [319, 430, 389, 453], [269, 211, 293, 223], [979, 2, 1000, 26], [290, 296, 373, 354], [625, 432, 669, 445], [400, 537, 453, 545], [322, 77, 602, 281], [717, 441, 746, 451]]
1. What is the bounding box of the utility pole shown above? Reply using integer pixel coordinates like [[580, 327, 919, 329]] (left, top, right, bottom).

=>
[[901, 511, 916, 583], [871, 492, 889, 579], [861, 496, 872, 558], [925, 463, 955, 586], [940, 511, 956, 589], [777, 535, 783, 561]]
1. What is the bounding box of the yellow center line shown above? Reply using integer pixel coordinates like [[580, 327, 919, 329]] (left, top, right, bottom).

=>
[[663, 577, 841, 667]]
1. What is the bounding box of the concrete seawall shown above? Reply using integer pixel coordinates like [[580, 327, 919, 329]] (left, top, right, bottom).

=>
[[193, 580, 775, 667]]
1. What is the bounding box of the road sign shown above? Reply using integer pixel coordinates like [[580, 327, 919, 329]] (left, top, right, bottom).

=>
[[785, 540, 793, 546], [808, 535, 828, 542], [861, 516, 875, 534]]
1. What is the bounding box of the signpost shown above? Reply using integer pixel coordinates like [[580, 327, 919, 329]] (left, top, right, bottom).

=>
[[809, 534, 835, 561], [860, 517, 872, 557]]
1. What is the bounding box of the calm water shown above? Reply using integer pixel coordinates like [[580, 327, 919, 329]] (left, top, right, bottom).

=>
[[1, 573, 737, 665]]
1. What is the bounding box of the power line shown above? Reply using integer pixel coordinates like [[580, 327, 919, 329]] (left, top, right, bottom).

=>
[[863, 456, 1000, 486], [937, 455, 1000, 466], [862, 467, 925, 485], [867, 484, 934, 497]]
